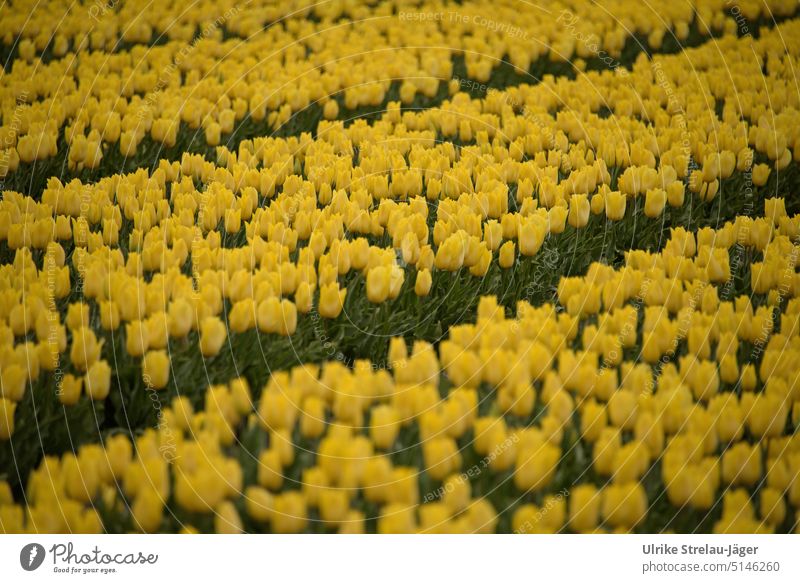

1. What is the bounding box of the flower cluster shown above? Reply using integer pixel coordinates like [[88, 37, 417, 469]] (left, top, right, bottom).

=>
[[1, 1, 799, 183], [3, 219, 800, 532], [1, 0, 800, 535]]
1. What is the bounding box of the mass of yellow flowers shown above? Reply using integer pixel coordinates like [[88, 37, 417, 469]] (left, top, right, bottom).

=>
[[0, 0, 799, 533]]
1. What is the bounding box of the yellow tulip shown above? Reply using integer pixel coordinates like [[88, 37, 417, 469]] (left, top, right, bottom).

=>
[[99, 301, 120, 331], [414, 268, 432, 296], [367, 265, 391, 303], [604, 191, 626, 220], [199, 317, 227, 357], [132, 487, 164, 533], [601, 481, 647, 530], [721, 442, 761, 487], [318, 283, 346, 319], [370, 405, 400, 449], [244, 486, 274, 523], [294, 282, 313, 313], [568, 194, 590, 228], [272, 491, 307, 533], [434, 235, 466, 270], [0, 398, 16, 440], [378, 504, 416, 534], [215, 500, 244, 534], [548, 205, 568, 234], [58, 374, 83, 405], [499, 240, 516, 268], [644, 188, 666, 218], [142, 350, 170, 390], [228, 299, 256, 333], [0, 364, 26, 401], [70, 327, 103, 371], [300, 396, 326, 439], [168, 298, 194, 338], [85, 360, 111, 400], [125, 320, 150, 358], [518, 220, 544, 256], [514, 443, 559, 491], [752, 163, 771, 186], [666, 181, 685, 207]]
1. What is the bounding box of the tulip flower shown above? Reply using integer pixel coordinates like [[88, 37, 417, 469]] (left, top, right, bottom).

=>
[[199, 317, 227, 357], [132, 487, 164, 533], [604, 190, 626, 220], [0, 364, 26, 402], [413, 268, 432, 297], [143, 350, 170, 390], [168, 298, 194, 339], [514, 443, 559, 491], [367, 265, 391, 303], [498, 241, 516, 268], [318, 283, 346, 319], [70, 327, 103, 371], [0, 398, 15, 440], [85, 359, 111, 400], [271, 491, 307, 534], [125, 320, 150, 358], [548, 205, 568, 234], [721, 442, 761, 487], [568, 194, 590, 228], [214, 500, 243, 534], [378, 503, 416, 534], [752, 163, 771, 186], [434, 235, 467, 271], [294, 282, 313, 314], [518, 219, 544, 256], [58, 374, 83, 406], [601, 481, 647, 529], [244, 486, 274, 523], [644, 188, 666, 218]]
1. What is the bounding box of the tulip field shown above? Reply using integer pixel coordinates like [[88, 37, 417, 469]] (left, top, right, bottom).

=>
[[1, 0, 800, 534]]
